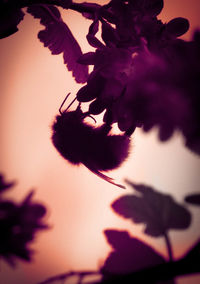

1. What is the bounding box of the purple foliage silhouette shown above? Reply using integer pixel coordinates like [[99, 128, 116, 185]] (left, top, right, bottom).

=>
[[1, 0, 200, 283], [102, 229, 166, 274], [112, 180, 191, 237], [0, 174, 48, 266]]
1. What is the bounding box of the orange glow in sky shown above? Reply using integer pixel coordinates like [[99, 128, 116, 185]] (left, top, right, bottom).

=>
[[0, 1, 200, 283]]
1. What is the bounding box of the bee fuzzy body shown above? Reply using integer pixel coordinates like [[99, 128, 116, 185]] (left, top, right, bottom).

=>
[[52, 107, 130, 188]]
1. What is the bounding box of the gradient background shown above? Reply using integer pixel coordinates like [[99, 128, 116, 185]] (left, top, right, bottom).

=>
[[0, 0, 200, 283]]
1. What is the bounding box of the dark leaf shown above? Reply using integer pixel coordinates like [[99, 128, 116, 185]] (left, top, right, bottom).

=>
[[100, 7, 117, 25], [56, 0, 72, 9], [27, 4, 61, 24], [88, 18, 99, 36], [101, 20, 119, 46], [89, 99, 107, 115], [185, 193, 200, 206], [86, 19, 104, 48], [76, 85, 93, 102], [101, 229, 165, 275], [77, 52, 96, 65], [144, 0, 164, 16], [27, 4, 88, 83], [76, 72, 105, 102], [129, 0, 164, 16], [77, 2, 101, 20], [112, 180, 191, 237], [86, 34, 105, 48], [0, 4, 24, 39], [166, 17, 190, 37]]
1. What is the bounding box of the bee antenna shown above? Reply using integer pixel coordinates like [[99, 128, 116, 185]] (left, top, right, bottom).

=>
[[59, 93, 77, 114], [59, 93, 71, 114], [64, 97, 77, 113]]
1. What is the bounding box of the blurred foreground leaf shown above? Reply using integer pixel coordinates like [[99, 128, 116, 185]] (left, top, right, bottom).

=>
[[112, 180, 191, 237], [101, 229, 165, 275]]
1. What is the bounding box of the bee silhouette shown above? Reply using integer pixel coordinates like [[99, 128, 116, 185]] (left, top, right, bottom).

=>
[[52, 94, 130, 188]]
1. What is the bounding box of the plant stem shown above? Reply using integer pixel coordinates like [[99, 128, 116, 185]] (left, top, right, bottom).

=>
[[164, 231, 174, 262], [38, 270, 101, 284], [19, 0, 99, 13]]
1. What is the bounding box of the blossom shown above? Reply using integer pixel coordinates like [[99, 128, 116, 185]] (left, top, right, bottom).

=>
[[75, 0, 195, 150], [113, 50, 191, 137], [77, 46, 133, 114], [78, 17, 199, 154], [116, 34, 200, 152]]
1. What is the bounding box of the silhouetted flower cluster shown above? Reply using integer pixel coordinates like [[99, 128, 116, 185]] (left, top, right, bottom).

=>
[[2, 0, 199, 155], [75, 0, 200, 154], [0, 174, 48, 266]]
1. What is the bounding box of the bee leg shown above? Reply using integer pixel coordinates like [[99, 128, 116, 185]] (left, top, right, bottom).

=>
[[83, 112, 97, 123]]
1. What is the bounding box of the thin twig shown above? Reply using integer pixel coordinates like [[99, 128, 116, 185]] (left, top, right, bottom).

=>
[[38, 270, 101, 284]]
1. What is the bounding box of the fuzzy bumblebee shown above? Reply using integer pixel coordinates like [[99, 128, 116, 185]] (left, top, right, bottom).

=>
[[52, 94, 130, 188]]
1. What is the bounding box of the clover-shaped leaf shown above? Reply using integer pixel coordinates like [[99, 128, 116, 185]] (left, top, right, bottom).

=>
[[27, 4, 88, 83], [101, 229, 165, 275], [112, 180, 191, 237]]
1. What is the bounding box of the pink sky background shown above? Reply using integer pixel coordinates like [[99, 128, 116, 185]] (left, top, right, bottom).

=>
[[0, 1, 200, 283]]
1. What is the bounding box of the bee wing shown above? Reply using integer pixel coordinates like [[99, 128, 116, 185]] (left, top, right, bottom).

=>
[[85, 164, 126, 189]]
